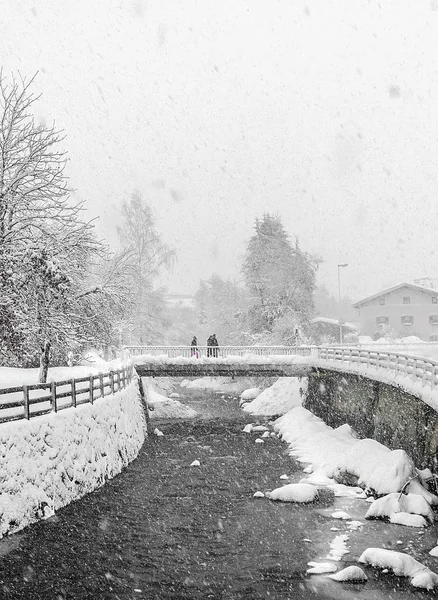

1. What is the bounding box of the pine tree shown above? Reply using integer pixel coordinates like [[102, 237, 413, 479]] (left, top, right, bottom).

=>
[[242, 213, 317, 338]]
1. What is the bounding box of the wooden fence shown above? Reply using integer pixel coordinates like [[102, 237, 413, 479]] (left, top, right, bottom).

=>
[[0, 366, 133, 425]]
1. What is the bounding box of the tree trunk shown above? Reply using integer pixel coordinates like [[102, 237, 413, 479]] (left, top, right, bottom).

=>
[[38, 340, 51, 383]]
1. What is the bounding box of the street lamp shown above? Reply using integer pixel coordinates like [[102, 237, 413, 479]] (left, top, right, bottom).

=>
[[337, 263, 348, 343]]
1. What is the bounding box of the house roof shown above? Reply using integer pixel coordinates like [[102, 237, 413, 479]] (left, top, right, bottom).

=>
[[353, 283, 437, 308], [310, 317, 359, 330]]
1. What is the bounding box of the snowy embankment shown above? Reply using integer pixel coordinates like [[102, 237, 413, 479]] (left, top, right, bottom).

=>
[[0, 382, 145, 537], [240, 377, 438, 590]]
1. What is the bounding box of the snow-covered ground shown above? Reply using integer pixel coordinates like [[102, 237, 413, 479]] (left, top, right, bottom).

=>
[[0, 381, 145, 538], [241, 377, 438, 591]]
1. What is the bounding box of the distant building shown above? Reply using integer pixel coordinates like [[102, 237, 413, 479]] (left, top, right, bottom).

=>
[[310, 317, 359, 344], [353, 283, 438, 341]]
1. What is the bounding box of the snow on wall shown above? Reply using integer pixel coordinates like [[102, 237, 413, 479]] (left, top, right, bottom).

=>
[[0, 381, 146, 537]]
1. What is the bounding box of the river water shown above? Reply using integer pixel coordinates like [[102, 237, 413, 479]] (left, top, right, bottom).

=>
[[0, 387, 437, 599]]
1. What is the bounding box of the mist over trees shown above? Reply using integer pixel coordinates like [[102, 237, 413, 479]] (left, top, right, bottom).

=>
[[0, 73, 173, 379]]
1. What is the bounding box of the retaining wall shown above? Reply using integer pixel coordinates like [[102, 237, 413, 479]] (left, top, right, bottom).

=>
[[305, 369, 438, 468], [0, 380, 146, 537]]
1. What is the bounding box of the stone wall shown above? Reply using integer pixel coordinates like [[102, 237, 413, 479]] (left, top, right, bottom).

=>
[[0, 381, 146, 537], [305, 369, 438, 468]]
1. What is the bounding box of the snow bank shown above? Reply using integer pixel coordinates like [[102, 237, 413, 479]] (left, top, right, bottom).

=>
[[240, 387, 261, 401], [273, 407, 437, 500], [359, 548, 438, 590], [181, 377, 253, 394], [147, 388, 198, 419], [243, 378, 306, 416], [0, 382, 145, 537]]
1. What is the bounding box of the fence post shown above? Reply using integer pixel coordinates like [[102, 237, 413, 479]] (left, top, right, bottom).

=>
[[51, 381, 57, 413], [71, 379, 77, 408], [99, 374, 104, 398], [23, 385, 30, 420], [110, 371, 115, 394], [89, 376, 94, 404]]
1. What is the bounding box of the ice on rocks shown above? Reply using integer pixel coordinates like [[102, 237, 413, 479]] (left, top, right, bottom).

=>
[[328, 565, 367, 582], [269, 483, 318, 503], [307, 561, 337, 574], [331, 511, 351, 520]]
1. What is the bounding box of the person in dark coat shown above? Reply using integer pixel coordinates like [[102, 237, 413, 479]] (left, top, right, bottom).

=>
[[211, 334, 219, 358], [191, 336, 199, 357], [206, 334, 213, 357]]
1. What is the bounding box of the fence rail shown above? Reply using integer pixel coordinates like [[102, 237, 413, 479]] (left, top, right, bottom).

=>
[[315, 346, 438, 392], [124, 345, 313, 358], [0, 366, 133, 425]]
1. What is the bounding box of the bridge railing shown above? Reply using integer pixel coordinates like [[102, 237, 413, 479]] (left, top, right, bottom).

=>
[[315, 346, 438, 390], [124, 345, 313, 359], [0, 366, 133, 425]]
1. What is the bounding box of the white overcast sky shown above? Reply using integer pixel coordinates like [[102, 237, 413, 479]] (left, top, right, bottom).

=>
[[1, 0, 438, 301]]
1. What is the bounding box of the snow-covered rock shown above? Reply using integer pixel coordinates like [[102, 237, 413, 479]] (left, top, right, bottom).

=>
[[147, 389, 198, 419], [365, 493, 434, 523], [268, 483, 318, 503], [243, 378, 306, 416], [307, 562, 337, 574], [153, 428, 164, 436], [242, 423, 253, 433], [240, 387, 261, 401], [390, 512, 428, 528], [328, 566, 367, 582], [190, 460, 200, 467], [331, 511, 351, 520], [253, 491, 264, 498], [359, 548, 438, 590]]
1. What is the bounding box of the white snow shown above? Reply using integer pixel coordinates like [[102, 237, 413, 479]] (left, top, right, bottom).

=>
[[328, 565, 367, 582], [389, 512, 428, 528], [253, 491, 265, 498], [0, 382, 145, 537], [365, 492, 435, 523], [243, 378, 306, 416], [268, 483, 318, 503], [359, 548, 438, 590], [307, 562, 337, 574], [273, 406, 437, 500], [240, 387, 261, 401], [147, 388, 198, 419], [326, 534, 349, 560], [190, 459, 200, 467]]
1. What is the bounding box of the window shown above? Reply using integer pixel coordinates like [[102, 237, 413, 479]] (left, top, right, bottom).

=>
[[379, 298, 385, 305], [376, 316, 389, 325], [402, 296, 410, 304], [433, 297, 438, 304], [401, 316, 414, 325], [430, 315, 438, 325], [430, 335, 438, 342]]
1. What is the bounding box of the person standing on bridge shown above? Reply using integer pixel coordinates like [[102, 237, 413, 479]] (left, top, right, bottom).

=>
[[191, 336, 199, 358], [211, 334, 219, 358], [206, 334, 213, 357]]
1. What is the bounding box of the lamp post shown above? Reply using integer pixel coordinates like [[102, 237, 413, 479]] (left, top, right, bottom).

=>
[[337, 263, 348, 343]]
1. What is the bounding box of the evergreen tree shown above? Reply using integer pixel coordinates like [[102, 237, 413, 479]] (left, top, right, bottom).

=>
[[242, 213, 317, 338]]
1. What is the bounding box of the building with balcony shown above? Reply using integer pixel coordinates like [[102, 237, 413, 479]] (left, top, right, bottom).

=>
[[353, 283, 438, 341]]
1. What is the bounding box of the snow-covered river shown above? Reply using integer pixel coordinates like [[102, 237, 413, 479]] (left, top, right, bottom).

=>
[[0, 386, 436, 599]]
